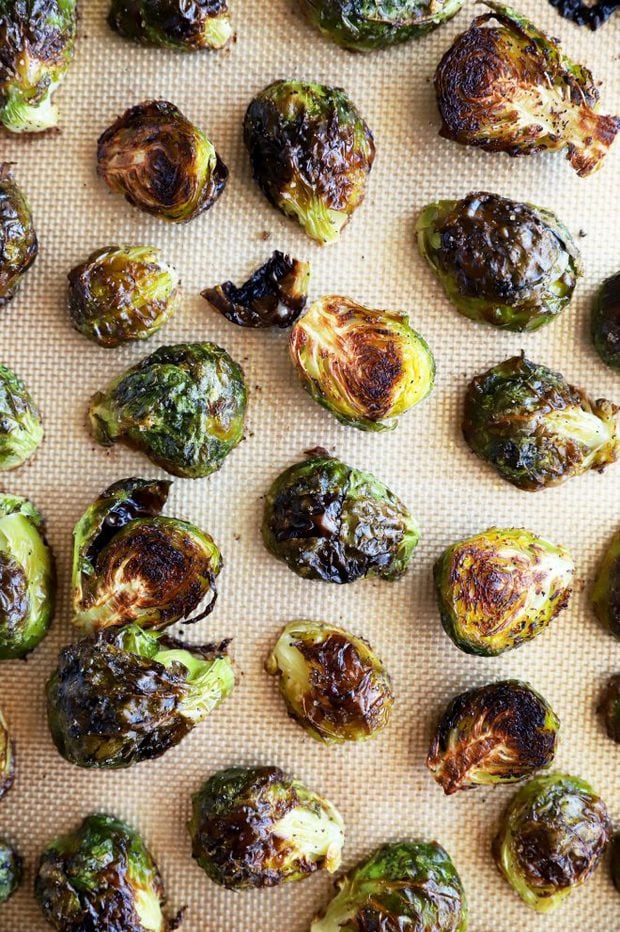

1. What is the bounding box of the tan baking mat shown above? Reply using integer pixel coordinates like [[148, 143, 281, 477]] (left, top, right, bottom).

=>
[[0, 1, 619, 929]]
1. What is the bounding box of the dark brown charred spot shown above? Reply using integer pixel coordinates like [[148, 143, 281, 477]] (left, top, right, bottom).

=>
[[338, 328, 402, 420], [592, 271, 620, 370], [0, 1, 75, 82], [109, 0, 228, 47], [548, 0, 619, 29], [84, 479, 170, 566], [450, 545, 530, 636], [598, 674, 620, 743], [0, 552, 29, 635]]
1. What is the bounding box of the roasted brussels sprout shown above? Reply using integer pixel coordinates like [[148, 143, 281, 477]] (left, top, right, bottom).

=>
[[598, 674, 620, 743], [108, 0, 232, 51], [434, 2, 619, 176], [189, 765, 344, 888], [591, 272, 620, 373], [244, 80, 375, 244], [493, 773, 611, 912], [611, 833, 620, 894], [97, 100, 228, 224], [592, 527, 620, 639], [202, 251, 310, 329], [0, 495, 55, 659], [89, 343, 247, 478], [0, 708, 14, 799], [68, 246, 181, 348], [427, 680, 559, 794], [0, 840, 21, 904], [463, 354, 619, 491], [266, 620, 393, 743], [434, 527, 574, 656], [262, 455, 418, 583], [0, 165, 38, 305], [0, 364, 43, 471], [311, 840, 468, 931]]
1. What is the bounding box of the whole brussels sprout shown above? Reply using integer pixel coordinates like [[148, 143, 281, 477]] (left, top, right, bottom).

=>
[[493, 773, 611, 912], [0, 708, 14, 799], [97, 100, 228, 224], [266, 620, 394, 743], [108, 0, 232, 51], [0, 495, 55, 659], [598, 674, 620, 743], [0, 0, 77, 132], [427, 680, 559, 794], [0, 364, 43, 471], [89, 343, 247, 478], [591, 527, 620, 639], [0, 840, 21, 904], [591, 272, 620, 373], [312, 840, 467, 931], [463, 354, 619, 491], [244, 80, 375, 244], [262, 455, 419, 583], [290, 296, 435, 430], [68, 246, 181, 347], [611, 833, 620, 895], [189, 765, 344, 888], [301, 0, 464, 51], [0, 165, 38, 305], [434, 527, 574, 656], [434, 2, 619, 176]]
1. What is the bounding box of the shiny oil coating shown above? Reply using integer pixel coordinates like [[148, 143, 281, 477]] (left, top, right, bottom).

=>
[[108, 0, 231, 50], [0, 165, 37, 303]]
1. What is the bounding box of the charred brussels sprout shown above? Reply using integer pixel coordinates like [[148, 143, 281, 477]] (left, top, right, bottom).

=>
[[189, 765, 344, 888], [97, 100, 228, 224], [493, 773, 611, 912], [312, 840, 467, 931], [434, 2, 619, 176], [598, 674, 620, 743], [0, 841, 21, 903], [89, 343, 247, 478], [0, 708, 14, 799], [266, 620, 393, 744], [611, 834, 620, 895], [262, 456, 418, 583], [244, 80, 375, 244], [108, 0, 232, 51], [592, 527, 620, 639], [0, 364, 43, 470], [592, 272, 620, 373], [68, 246, 181, 348], [427, 680, 559, 794], [463, 354, 619, 491], [0, 165, 37, 305]]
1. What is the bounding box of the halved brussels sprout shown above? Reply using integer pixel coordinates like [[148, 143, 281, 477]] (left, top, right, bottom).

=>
[[0, 364, 43, 471], [434, 527, 574, 656], [427, 680, 559, 794], [0, 708, 14, 799], [0, 495, 55, 659], [97, 100, 228, 223], [0, 165, 38, 305], [598, 674, 620, 743], [591, 272, 620, 373], [290, 296, 435, 430], [89, 343, 247, 478], [434, 2, 619, 176], [262, 455, 419, 583], [266, 620, 393, 743], [312, 840, 467, 931], [68, 246, 181, 347], [108, 0, 232, 51], [463, 353, 619, 491], [244, 80, 375, 244], [493, 773, 611, 912], [592, 527, 620, 639], [0, 840, 21, 904], [612, 833, 620, 895], [189, 765, 344, 888]]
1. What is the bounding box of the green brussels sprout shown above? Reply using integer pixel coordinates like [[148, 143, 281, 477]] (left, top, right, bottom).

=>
[[0, 840, 22, 904], [0, 364, 43, 471], [0, 165, 38, 305], [427, 680, 559, 794], [311, 840, 468, 931], [289, 296, 435, 430], [47, 623, 234, 769], [89, 343, 247, 478], [266, 620, 394, 744], [0, 495, 55, 659], [434, 2, 619, 177], [591, 527, 620, 639], [244, 80, 375, 244], [202, 250, 311, 329], [0, 708, 14, 799], [97, 100, 228, 224], [591, 272, 620, 373], [108, 0, 232, 51], [416, 192, 582, 332], [598, 674, 620, 743], [0, 0, 77, 133], [493, 773, 611, 912], [463, 354, 619, 491], [301, 0, 464, 51], [434, 527, 574, 656], [262, 455, 419, 583], [68, 246, 181, 348], [189, 765, 344, 889], [611, 833, 620, 895]]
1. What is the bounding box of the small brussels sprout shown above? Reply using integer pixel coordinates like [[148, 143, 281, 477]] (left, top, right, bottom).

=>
[[97, 100, 228, 224], [68, 246, 181, 348], [463, 353, 619, 491], [434, 527, 574, 656], [427, 680, 559, 794], [592, 527, 620, 639], [611, 833, 620, 895], [0, 165, 38, 305], [493, 773, 611, 912], [266, 620, 393, 744], [312, 840, 467, 931], [0, 708, 14, 799], [244, 80, 375, 244], [108, 0, 232, 51], [591, 272, 620, 373], [434, 2, 619, 177], [262, 455, 419, 583], [0, 840, 22, 904], [290, 296, 435, 431], [0, 364, 43, 471], [189, 765, 344, 889], [202, 251, 310, 329], [89, 343, 247, 478], [0, 495, 55, 659], [598, 674, 620, 743]]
